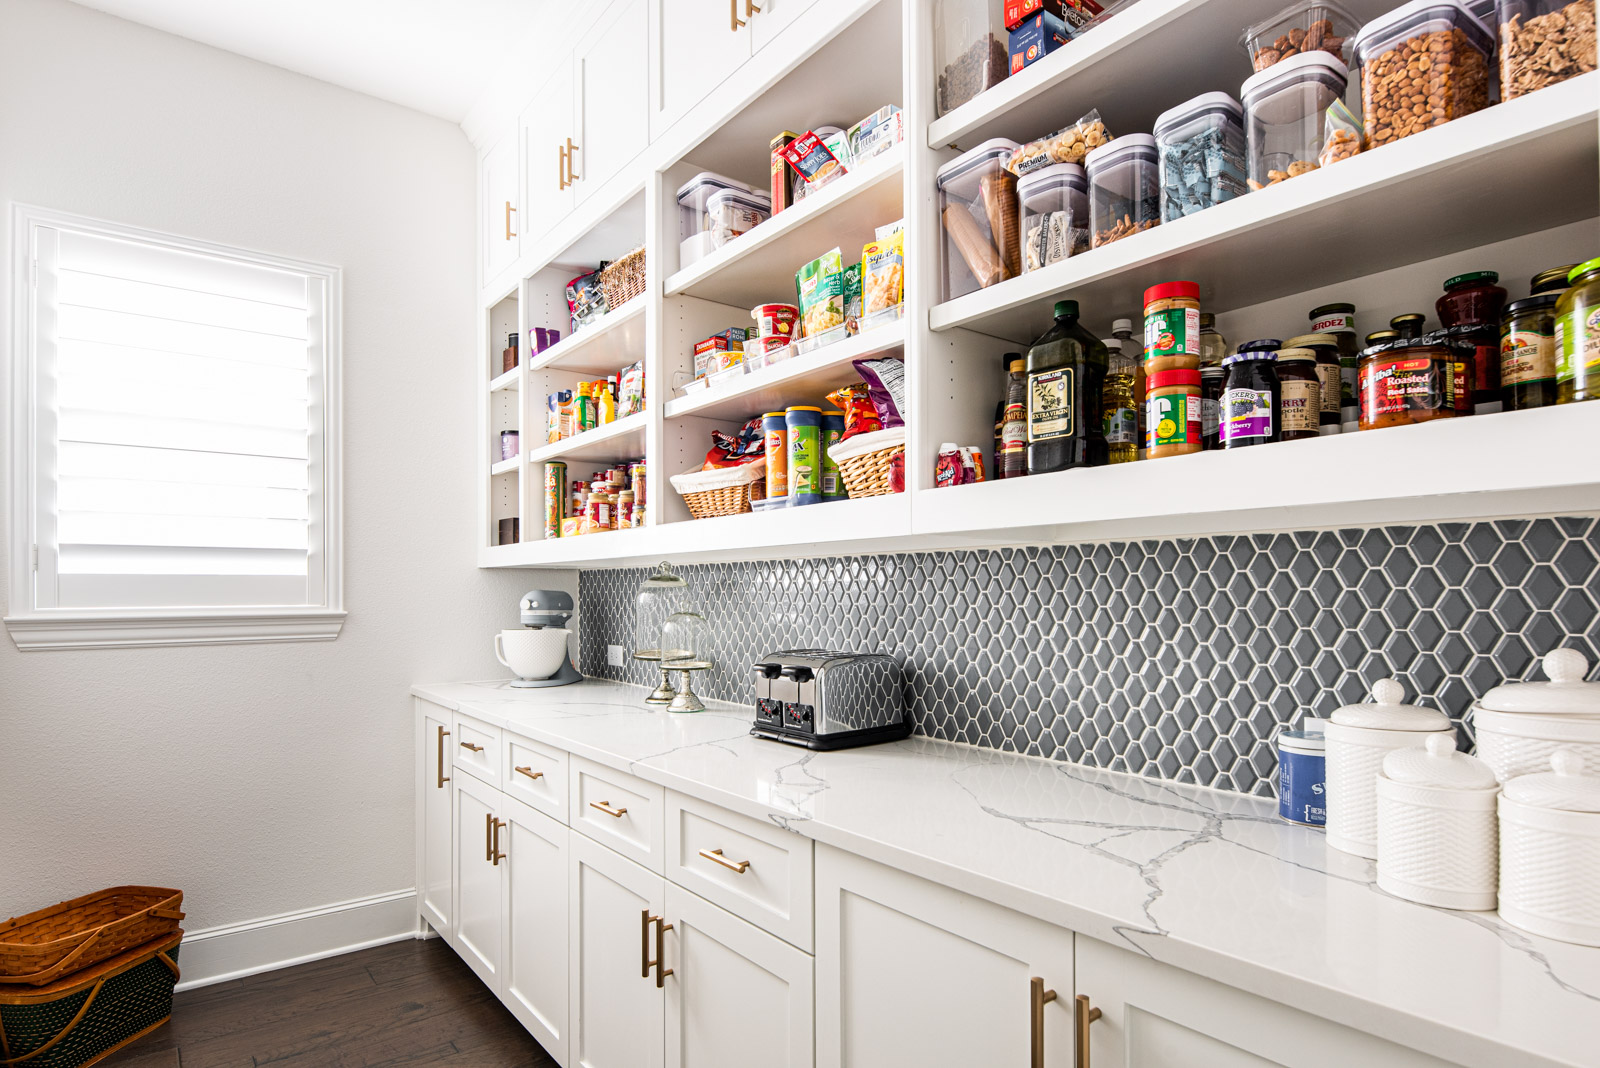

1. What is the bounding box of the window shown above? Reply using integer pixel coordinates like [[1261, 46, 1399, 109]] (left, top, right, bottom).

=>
[[6, 205, 343, 649]]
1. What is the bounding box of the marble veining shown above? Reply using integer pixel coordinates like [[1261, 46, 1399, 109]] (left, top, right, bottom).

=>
[[415, 678, 1600, 1068]]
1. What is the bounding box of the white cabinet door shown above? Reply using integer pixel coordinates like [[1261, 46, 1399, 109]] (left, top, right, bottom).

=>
[[570, 834, 666, 1068], [750, 0, 819, 51], [418, 703, 453, 935], [663, 883, 813, 1068], [519, 58, 575, 250], [649, 0, 751, 141], [501, 795, 570, 1065], [573, 0, 649, 204], [816, 845, 1074, 1068], [481, 129, 520, 286], [452, 772, 504, 989], [1075, 936, 1459, 1068]]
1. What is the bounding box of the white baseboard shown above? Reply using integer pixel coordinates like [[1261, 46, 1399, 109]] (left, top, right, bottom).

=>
[[174, 888, 420, 991]]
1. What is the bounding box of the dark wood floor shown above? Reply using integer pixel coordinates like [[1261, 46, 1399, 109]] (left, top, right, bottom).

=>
[[108, 938, 556, 1068]]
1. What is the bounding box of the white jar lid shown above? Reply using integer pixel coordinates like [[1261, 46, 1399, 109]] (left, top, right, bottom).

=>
[[1278, 728, 1325, 754], [1502, 749, 1600, 812], [1330, 678, 1452, 730], [1479, 649, 1600, 716], [1382, 733, 1497, 790]]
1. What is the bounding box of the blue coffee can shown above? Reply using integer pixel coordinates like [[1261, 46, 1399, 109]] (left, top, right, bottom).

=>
[[1277, 728, 1326, 827]]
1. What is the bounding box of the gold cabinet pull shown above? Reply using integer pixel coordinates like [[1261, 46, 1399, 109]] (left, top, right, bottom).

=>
[[436, 726, 450, 789], [640, 909, 653, 978], [460, 741, 484, 753], [653, 914, 673, 988], [564, 137, 580, 182], [503, 200, 516, 240], [514, 765, 544, 781], [491, 817, 506, 866], [1075, 993, 1102, 1068], [730, 0, 746, 30], [698, 848, 750, 874], [589, 800, 627, 819], [1030, 977, 1058, 1068], [485, 812, 494, 863], [746, 0, 761, 13]]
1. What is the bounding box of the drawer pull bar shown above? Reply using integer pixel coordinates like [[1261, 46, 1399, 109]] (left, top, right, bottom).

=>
[[1030, 977, 1058, 1068], [459, 741, 484, 753], [514, 766, 544, 781], [698, 848, 750, 874], [590, 800, 627, 819]]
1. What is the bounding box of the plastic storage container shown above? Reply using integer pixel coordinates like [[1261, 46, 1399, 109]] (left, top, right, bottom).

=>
[[937, 138, 1022, 300], [1498, 749, 1600, 946], [1240, 51, 1349, 189], [935, 0, 1010, 116], [1497, 0, 1595, 98], [1016, 162, 1089, 272], [1242, 0, 1358, 70], [677, 172, 754, 266], [1085, 134, 1160, 248], [1376, 734, 1500, 910], [1324, 677, 1454, 858], [1152, 93, 1248, 221], [1351, 0, 1493, 149], [1473, 649, 1600, 783], [705, 187, 771, 250]]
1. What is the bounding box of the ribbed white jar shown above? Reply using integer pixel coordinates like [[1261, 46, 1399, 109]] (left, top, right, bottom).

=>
[[1498, 749, 1600, 947], [1325, 678, 1454, 859], [1474, 649, 1600, 783], [1375, 734, 1499, 910]]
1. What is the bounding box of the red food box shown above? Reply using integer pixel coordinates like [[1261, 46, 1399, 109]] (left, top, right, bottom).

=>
[[1006, 0, 1103, 30]]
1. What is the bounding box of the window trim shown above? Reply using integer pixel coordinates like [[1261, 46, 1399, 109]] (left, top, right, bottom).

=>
[[5, 203, 345, 649]]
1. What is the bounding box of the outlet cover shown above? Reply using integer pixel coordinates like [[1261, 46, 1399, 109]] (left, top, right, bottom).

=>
[[607, 644, 625, 667]]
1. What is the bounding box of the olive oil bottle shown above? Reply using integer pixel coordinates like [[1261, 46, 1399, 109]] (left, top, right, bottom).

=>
[[1025, 300, 1108, 474]]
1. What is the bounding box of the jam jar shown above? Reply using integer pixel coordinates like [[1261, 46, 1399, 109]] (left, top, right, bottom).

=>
[[1501, 293, 1560, 410], [1221, 343, 1281, 448], [1276, 348, 1322, 441], [1437, 271, 1508, 412], [1308, 302, 1358, 430], [1358, 335, 1464, 430], [1284, 332, 1341, 434], [1200, 365, 1225, 449]]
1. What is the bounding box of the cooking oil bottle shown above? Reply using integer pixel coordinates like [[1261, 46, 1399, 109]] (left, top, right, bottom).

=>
[[1101, 337, 1138, 464]]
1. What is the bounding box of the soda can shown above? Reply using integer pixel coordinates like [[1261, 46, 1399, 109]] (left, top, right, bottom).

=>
[[544, 462, 568, 539]]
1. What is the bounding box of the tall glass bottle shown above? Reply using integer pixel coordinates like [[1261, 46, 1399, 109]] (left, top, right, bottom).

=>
[[999, 359, 1028, 478], [993, 351, 1022, 474], [1026, 300, 1108, 474], [1101, 337, 1138, 464]]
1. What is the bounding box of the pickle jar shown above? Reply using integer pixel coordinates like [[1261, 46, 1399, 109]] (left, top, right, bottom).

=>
[[1437, 270, 1508, 412], [1284, 332, 1343, 434], [1358, 335, 1464, 430], [1277, 348, 1323, 441], [1501, 293, 1560, 410], [1557, 258, 1600, 404]]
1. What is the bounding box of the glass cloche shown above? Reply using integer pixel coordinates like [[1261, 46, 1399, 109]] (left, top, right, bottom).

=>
[[634, 562, 693, 705], [660, 610, 712, 713]]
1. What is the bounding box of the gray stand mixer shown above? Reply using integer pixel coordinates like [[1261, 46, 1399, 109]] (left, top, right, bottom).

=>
[[511, 589, 584, 688]]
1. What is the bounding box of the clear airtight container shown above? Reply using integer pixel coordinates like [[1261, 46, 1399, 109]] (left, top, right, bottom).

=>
[[935, 0, 1009, 116], [1152, 93, 1249, 221], [705, 188, 771, 249], [1085, 135, 1160, 249], [1239, 51, 1349, 189], [1351, 0, 1493, 148], [936, 138, 1021, 301], [1017, 163, 1089, 273], [1496, 0, 1595, 98], [677, 172, 754, 266], [1241, 0, 1358, 71]]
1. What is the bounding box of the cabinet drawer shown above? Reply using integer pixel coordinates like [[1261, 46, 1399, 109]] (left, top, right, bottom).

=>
[[452, 712, 502, 789], [503, 732, 568, 823], [570, 756, 664, 872], [666, 791, 814, 951]]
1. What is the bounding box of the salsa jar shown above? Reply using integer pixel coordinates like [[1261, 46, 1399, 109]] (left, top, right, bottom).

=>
[[1276, 348, 1323, 441], [1284, 332, 1343, 433], [1557, 257, 1600, 404], [1501, 293, 1560, 410], [1437, 270, 1508, 412], [1358, 336, 1464, 429], [1308, 302, 1359, 430], [1220, 347, 1282, 448]]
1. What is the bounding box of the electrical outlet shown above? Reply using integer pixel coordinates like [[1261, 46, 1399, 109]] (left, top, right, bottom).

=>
[[607, 644, 625, 667]]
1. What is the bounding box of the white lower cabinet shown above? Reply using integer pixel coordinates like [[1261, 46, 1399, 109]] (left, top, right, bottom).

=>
[[502, 796, 570, 1065], [417, 700, 453, 936], [815, 845, 1075, 1068], [453, 771, 503, 989], [569, 833, 666, 1068]]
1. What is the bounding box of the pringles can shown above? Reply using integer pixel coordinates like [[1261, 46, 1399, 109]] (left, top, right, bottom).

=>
[[544, 462, 567, 539], [763, 413, 789, 501]]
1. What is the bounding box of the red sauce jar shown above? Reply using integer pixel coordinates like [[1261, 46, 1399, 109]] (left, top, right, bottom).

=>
[[1436, 271, 1507, 413]]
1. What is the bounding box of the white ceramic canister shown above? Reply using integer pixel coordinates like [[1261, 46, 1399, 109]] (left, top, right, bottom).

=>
[[1473, 648, 1600, 783], [1324, 678, 1454, 858], [1498, 749, 1600, 946], [1376, 733, 1500, 910]]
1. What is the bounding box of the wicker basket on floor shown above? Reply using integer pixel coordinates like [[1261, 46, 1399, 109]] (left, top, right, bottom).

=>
[[0, 933, 181, 1068], [670, 459, 766, 519], [0, 889, 184, 988], [829, 427, 905, 499], [599, 246, 647, 311]]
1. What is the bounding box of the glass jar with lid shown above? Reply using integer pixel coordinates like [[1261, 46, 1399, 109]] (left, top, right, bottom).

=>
[[1531, 264, 1580, 295], [1309, 301, 1359, 430], [1357, 335, 1465, 430], [1199, 313, 1229, 369], [1239, 51, 1349, 189], [1221, 343, 1282, 448], [1501, 293, 1561, 410], [1276, 348, 1323, 441], [1557, 258, 1600, 404], [634, 562, 695, 705], [1200, 366, 1227, 449], [1390, 312, 1428, 339], [1086, 135, 1161, 248], [1284, 332, 1343, 434], [1438, 270, 1508, 412]]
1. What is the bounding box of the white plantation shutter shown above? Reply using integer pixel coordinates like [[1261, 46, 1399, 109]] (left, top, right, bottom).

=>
[[18, 213, 339, 617]]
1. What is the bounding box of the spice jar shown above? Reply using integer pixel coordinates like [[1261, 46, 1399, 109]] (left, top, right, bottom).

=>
[[1147, 368, 1202, 457], [1199, 313, 1229, 369], [1532, 263, 1581, 295], [1390, 312, 1428, 339], [1309, 301, 1359, 430], [1438, 271, 1508, 412], [1086, 135, 1161, 248], [1284, 332, 1343, 434], [1557, 258, 1600, 404], [1358, 335, 1465, 429], [1240, 51, 1349, 189], [936, 139, 1022, 301], [1351, 0, 1493, 149], [1501, 293, 1561, 410], [1276, 348, 1322, 441], [1143, 281, 1201, 371], [1496, 0, 1597, 101], [1220, 346, 1282, 448], [1200, 366, 1226, 449]]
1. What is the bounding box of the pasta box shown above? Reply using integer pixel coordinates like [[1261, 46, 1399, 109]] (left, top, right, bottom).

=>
[[1005, 0, 1103, 30], [1009, 11, 1071, 73]]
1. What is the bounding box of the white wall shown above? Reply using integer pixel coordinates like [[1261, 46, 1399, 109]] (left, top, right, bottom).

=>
[[0, 0, 572, 956]]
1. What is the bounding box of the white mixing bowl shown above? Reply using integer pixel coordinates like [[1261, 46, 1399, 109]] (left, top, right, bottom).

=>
[[496, 628, 570, 681]]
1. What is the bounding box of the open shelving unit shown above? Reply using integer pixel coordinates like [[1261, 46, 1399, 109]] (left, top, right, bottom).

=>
[[475, 0, 1600, 569]]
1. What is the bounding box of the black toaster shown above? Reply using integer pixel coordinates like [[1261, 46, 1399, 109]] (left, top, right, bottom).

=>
[[750, 649, 910, 750]]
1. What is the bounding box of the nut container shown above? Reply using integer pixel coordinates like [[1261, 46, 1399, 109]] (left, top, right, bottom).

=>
[[1016, 162, 1089, 272], [1240, 50, 1350, 189], [935, 0, 1010, 116], [1496, 0, 1597, 99], [1085, 134, 1161, 249], [1351, 0, 1493, 149], [936, 138, 1022, 300], [1241, 0, 1359, 70]]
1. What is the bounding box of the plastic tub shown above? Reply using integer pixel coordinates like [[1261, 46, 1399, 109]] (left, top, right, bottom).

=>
[[676, 172, 754, 244], [1016, 162, 1089, 272], [1496, 0, 1595, 99], [1351, 0, 1492, 149], [936, 138, 1021, 301], [751, 303, 799, 339], [1153, 92, 1248, 221], [794, 322, 850, 355], [705, 188, 770, 249], [744, 335, 794, 370], [859, 302, 906, 333], [1240, 51, 1349, 189], [1241, 0, 1357, 71], [1085, 134, 1160, 248], [935, 0, 1010, 116]]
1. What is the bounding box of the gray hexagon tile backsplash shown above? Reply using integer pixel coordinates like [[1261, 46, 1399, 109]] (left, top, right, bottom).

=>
[[578, 516, 1600, 796]]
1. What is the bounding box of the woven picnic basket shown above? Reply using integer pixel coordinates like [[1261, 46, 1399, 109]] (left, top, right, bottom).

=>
[[670, 459, 766, 519], [0, 889, 183, 987], [599, 246, 647, 310]]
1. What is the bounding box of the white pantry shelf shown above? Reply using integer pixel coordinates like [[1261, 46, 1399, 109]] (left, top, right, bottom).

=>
[[488, 367, 520, 392], [523, 411, 649, 466], [931, 74, 1600, 342], [490, 456, 519, 476], [529, 298, 647, 375], [665, 320, 907, 421]]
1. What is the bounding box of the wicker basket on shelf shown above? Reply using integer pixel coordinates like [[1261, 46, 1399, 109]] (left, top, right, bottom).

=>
[[599, 246, 647, 311], [829, 427, 905, 499], [0, 888, 184, 988], [670, 459, 766, 519]]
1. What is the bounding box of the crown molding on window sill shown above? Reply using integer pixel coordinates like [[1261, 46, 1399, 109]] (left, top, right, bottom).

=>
[[4, 609, 347, 650]]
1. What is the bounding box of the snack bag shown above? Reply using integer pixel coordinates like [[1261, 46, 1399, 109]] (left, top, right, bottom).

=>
[[1318, 99, 1362, 167], [844, 262, 863, 335], [826, 383, 882, 442], [780, 131, 845, 192], [1006, 110, 1113, 176], [619, 361, 646, 417], [862, 231, 905, 315], [566, 266, 610, 332], [796, 248, 845, 338], [853, 356, 907, 428]]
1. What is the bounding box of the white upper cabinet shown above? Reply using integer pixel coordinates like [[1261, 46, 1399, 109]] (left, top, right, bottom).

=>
[[649, 0, 752, 141], [480, 130, 520, 287], [520, 58, 576, 252], [574, 0, 649, 204], [749, 0, 819, 51]]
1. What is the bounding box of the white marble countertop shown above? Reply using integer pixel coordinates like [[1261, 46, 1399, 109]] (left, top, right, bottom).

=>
[[413, 678, 1600, 1068]]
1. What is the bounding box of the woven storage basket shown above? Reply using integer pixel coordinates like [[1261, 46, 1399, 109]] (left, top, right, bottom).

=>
[[670, 460, 765, 519], [828, 427, 905, 499], [599, 246, 647, 311], [0, 890, 183, 987], [0, 932, 180, 1068]]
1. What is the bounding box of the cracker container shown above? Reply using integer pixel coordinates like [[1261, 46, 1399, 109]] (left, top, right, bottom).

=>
[[1323, 677, 1454, 857], [936, 139, 1021, 301], [1350, 0, 1492, 149], [1240, 51, 1349, 189], [1085, 135, 1161, 249], [1496, 0, 1597, 99], [1016, 162, 1089, 273], [935, 0, 1010, 116], [1375, 733, 1500, 910]]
